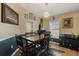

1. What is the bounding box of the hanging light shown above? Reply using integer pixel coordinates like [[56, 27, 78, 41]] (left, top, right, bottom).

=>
[[44, 12, 49, 18], [45, 3, 48, 5], [43, 3, 50, 18]]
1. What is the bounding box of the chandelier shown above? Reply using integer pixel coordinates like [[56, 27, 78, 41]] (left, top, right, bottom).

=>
[[43, 3, 50, 18], [44, 12, 49, 18]]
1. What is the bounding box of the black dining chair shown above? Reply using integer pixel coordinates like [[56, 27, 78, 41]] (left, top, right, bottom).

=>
[[15, 34, 41, 56], [15, 34, 27, 55], [22, 37, 37, 56]]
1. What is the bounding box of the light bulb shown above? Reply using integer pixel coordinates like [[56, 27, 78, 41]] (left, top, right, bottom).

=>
[[44, 12, 49, 18]]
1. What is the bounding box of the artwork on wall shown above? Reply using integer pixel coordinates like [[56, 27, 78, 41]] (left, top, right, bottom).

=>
[[29, 12, 36, 21], [63, 17, 73, 28], [24, 13, 28, 20], [29, 12, 33, 20], [1, 3, 19, 25]]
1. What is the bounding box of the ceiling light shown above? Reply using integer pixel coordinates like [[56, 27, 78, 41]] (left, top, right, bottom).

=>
[[45, 3, 48, 5], [44, 12, 49, 18], [43, 3, 49, 18]]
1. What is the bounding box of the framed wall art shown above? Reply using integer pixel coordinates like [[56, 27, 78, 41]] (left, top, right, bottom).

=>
[[63, 17, 73, 28], [1, 3, 19, 25]]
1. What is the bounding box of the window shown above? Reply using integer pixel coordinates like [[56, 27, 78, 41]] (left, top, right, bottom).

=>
[[49, 20, 59, 30]]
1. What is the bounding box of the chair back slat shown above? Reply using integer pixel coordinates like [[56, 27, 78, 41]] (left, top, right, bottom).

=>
[[15, 35, 23, 48]]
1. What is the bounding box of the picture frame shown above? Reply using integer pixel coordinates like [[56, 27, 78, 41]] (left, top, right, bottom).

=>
[[1, 3, 19, 25], [63, 17, 73, 28], [29, 12, 33, 20]]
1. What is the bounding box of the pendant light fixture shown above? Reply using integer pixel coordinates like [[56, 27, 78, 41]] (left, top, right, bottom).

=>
[[44, 3, 50, 18]]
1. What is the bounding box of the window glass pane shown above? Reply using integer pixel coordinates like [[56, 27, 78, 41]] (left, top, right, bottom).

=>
[[49, 20, 59, 29]]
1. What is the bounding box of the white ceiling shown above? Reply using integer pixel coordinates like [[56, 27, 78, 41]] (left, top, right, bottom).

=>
[[20, 3, 79, 17]]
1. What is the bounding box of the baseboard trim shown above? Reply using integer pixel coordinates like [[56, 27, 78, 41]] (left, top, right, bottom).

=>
[[0, 35, 15, 42]]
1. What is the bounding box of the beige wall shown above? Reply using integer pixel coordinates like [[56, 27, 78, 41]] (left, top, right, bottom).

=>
[[49, 11, 79, 35], [0, 3, 28, 40], [42, 17, 50, 31]]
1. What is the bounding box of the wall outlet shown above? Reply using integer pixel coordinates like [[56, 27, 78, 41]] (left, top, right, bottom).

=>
[[11, 45, 13, 48]]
